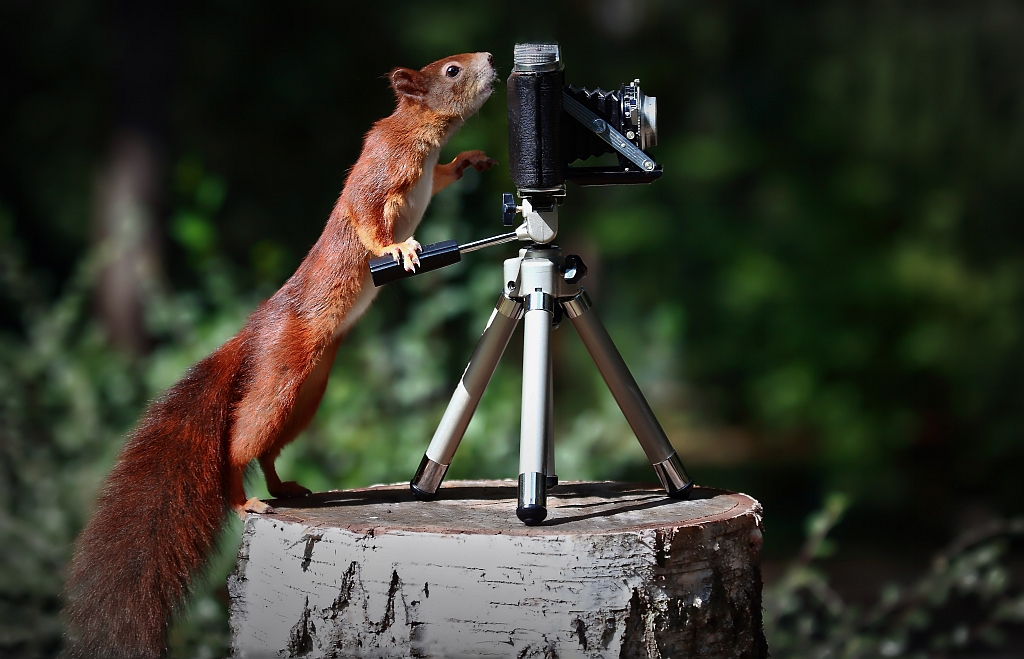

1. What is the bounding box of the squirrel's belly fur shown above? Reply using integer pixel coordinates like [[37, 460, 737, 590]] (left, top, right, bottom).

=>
[[331, 144, 438, 341], [395, 145, 439, 242], [333, 272, 379, 340], [333, 144, 438, 340]]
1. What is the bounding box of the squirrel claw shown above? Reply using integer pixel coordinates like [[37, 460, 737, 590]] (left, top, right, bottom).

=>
[[452, 150, 496, 177], [381, 239, 422, 273], [236, 497, 275, 519]]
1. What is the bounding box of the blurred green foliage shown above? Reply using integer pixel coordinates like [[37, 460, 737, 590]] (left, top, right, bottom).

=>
[[766, 499, 1024, 658], [1, 0, 1023, 656]]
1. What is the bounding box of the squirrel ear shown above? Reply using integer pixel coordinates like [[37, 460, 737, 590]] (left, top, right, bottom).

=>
[[390, 68, 428, 100]]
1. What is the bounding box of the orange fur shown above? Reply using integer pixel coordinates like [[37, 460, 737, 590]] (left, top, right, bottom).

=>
[[63, 52, 496, 658]]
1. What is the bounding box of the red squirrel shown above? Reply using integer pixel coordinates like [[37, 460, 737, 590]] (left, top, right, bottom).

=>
[[64, 52, 497, 658]]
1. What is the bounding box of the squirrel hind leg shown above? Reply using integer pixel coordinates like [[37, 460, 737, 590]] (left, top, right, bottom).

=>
[[252, 362, 336, 500], [227, 466, 275, 519], [259, 453, 312, 499], [270, 480, 313, 499]]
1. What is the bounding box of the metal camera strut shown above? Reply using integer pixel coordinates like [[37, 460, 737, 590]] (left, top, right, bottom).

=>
[[368, 43, 693, 525]]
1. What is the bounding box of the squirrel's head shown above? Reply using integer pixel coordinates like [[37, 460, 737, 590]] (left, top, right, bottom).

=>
[[389, 52, 496, 119]]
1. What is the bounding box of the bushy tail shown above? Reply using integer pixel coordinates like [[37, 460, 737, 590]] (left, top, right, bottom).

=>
[[64, 339, 244, 658]]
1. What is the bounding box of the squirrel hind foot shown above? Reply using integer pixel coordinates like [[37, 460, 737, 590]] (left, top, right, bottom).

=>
[[268, 480, 313, 499], [235, 497, 276, 519]]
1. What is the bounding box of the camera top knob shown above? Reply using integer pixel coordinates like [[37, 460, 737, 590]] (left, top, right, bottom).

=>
[[513, 43, 563, 73]]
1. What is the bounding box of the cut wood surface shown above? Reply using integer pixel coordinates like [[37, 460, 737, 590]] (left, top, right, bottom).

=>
[[229, 480, 767, 659]]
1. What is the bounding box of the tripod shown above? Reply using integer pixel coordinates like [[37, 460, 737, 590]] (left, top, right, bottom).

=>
[[409, 243, 693, 525]]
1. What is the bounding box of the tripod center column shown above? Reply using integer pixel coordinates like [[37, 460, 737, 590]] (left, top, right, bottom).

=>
[[517, 251, 558, 525]]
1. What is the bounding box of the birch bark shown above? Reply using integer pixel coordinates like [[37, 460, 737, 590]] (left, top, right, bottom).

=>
[[229, 480, 767, 659]]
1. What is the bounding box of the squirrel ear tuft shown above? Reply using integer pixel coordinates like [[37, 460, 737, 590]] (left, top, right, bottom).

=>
[[390, 68, 428, 100]]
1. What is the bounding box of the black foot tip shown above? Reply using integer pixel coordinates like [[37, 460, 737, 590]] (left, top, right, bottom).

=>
[[516, 505, 547, 526], [667, 480, 695, 500], [546, 476, 559, 489], [410, 482, 437, 501]]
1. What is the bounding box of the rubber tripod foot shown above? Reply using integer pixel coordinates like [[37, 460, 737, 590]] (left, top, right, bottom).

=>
[[667, 480, 695, 500], [516, 504, 547, 525], [410, 483, 438, 501]]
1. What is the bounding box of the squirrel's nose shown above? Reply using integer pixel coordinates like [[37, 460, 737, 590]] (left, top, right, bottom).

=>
[[486, 52, 494, 67]]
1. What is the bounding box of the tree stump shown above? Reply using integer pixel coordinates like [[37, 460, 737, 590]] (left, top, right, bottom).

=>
[[228, 480, 767, 658]]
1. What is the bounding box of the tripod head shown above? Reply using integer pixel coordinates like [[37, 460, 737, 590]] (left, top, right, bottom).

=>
[[368, 42, 662, 288], [367, 195, 557, 287]]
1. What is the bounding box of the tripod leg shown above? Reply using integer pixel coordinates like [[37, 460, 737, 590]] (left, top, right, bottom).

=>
[[563, 290, 693, 498], [545, 356, 557, 489], [410, 294, 523, 499], [518, 291, 554, 524]]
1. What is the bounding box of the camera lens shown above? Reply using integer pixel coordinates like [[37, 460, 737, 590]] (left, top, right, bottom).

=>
[[639, 91, 657, 150], [622, 80, 657, 151]]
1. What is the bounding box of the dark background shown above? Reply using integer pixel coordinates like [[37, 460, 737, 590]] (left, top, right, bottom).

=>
[[1, 1, 1022, 656]]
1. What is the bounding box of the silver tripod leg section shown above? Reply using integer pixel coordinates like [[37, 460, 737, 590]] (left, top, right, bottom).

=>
[[518, 283, 555, 525], [545, 358, 557, 489], [411, 294, 524, 499], [563, 290, 693, 498]]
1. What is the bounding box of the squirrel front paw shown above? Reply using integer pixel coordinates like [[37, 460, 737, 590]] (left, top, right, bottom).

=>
[[380, 238, 422, 272], [432, 151, 497, 194], [452, 150, 497, 177]]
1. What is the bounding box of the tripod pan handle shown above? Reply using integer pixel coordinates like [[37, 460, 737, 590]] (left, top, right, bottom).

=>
[[369, 239, 461, 287]]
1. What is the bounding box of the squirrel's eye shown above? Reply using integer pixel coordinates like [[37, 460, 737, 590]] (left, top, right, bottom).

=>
[[445, 65, 461, 78]]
